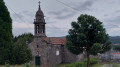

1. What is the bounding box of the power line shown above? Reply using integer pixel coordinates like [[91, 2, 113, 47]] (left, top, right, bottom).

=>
[[47, 27, 69, 30], [56, 0, 83, 13], [0, 1, 32, 28], [1, 1, 71, 30]]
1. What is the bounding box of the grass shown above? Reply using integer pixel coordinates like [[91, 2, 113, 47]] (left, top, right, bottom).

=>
[[55, 63, 120, 67], [92, 63, 120, 67], [54, 64, 66, 67], [0, 64, 36, 67], [0, 63, 120, 67]]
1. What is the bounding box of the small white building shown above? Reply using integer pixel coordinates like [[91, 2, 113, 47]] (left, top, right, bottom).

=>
[[100, 49, 120, 62]]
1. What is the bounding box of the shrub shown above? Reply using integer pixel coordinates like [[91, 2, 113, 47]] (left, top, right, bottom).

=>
[[83, 58, 98, 66], [65, 58, 98, 67], [65, 62, 84, 67], [24, 63, 30, 67]]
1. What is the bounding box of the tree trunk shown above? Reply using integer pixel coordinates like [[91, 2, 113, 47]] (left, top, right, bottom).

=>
[[87, 51, 90, 67]]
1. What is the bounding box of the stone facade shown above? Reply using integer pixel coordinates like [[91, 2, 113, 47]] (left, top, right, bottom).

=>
[[28, 2, 84, 67], [29, 37, 82, 67]]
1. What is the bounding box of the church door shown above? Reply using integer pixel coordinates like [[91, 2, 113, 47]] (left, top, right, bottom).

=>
[[35, 56, 40, 66]]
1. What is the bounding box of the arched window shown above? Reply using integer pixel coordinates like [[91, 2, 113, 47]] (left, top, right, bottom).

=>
[[37, 25, 39, 34], [41, 25, 44, 33], [37, 45, 39, 48], [43, 25, 45, 33], [41, 25, 45, 33]]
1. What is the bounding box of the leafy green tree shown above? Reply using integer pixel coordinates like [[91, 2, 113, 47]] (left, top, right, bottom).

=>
[[0, 0, 13, 64], [66, 14, 111, 67], [11, 33, 33, 64]]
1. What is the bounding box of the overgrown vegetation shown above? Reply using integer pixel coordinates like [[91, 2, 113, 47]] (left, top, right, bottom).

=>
[[65, 58, 98, 67], [10, 33, 34, 64], [0, 64, 36, 67], [56, 62, 120, 67], [1, 63, 120, 67], [0, 0, 33, 64], [0, 0, 13, 64]]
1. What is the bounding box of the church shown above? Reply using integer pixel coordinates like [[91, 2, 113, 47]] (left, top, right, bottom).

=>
[[28, 2, 83, 67]]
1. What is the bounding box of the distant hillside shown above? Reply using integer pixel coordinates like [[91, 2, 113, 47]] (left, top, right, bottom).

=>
[[57, 36, 120, 44], [109, 36, 120, 44]]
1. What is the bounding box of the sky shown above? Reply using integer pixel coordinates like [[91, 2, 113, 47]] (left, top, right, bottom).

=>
[[4, 0, 120, 37]]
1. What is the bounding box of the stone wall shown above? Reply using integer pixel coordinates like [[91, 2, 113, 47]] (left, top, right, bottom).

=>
[[29, 37, 50, 67], [63, 46, 77, 63], [47, 44, 84, 66], [28, 37, 84, 67], [48, 45, 62, 67]]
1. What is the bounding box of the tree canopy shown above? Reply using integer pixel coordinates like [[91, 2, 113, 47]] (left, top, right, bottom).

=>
[[66, 14, 111, 67], [0, 0, 13, 64], [11, 33, 33, 64]]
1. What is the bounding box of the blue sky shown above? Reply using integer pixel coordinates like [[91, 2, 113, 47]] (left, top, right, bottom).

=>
[[4, 0, 120, 37]]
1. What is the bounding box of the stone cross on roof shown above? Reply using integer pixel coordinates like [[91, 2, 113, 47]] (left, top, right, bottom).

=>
[[38, 1, 41, 10], [38, 1, 40, 6]]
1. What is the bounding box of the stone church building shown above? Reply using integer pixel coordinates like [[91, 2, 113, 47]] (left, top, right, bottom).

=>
[[28, 2, 83, 67]]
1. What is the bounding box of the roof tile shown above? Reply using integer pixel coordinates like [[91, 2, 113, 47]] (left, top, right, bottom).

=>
[[43, 37, 66, 45]]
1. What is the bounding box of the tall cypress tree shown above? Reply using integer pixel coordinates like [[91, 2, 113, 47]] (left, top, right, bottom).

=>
[[0, 0, 13, 64]]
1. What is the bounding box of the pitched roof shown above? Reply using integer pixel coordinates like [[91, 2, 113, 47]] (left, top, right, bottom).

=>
[[43, 37, 66, 45], [113, 52, 120, 54]]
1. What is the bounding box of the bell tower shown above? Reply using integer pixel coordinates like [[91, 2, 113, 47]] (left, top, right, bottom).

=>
[[34, 1, 46, 37]]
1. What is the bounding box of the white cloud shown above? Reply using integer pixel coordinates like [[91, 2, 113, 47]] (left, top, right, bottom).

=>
[[4, 0, 120, 36], [13, 21, 33, 29], [12, 21, 34, 36]]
